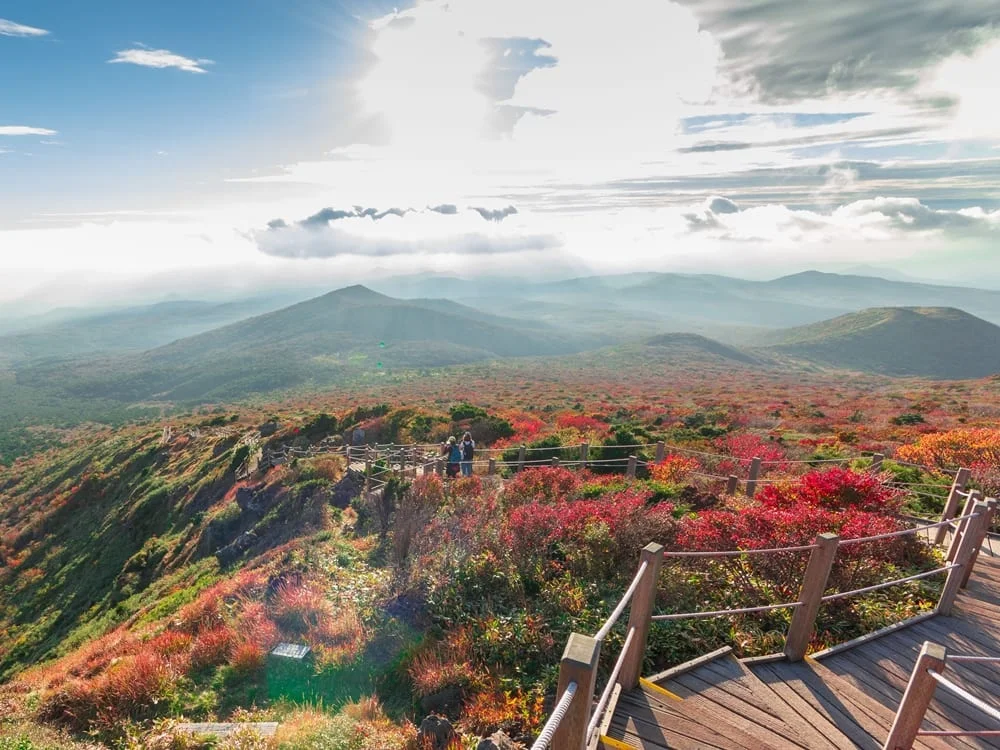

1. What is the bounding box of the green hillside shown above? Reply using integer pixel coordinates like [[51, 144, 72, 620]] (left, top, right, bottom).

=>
[[760, 307, 1000, 378], [16, 286, 601, 403]]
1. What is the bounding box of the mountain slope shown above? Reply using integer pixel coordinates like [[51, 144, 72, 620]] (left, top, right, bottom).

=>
[[19, 286, 602, 402], [760, 307, 1000, 378]]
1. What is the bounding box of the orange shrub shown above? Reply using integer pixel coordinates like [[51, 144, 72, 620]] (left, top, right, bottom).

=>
[[271, 581, 330, 635], [896, 428, 1000, 470], [229, 641, 266, 676], [650, 455, 699, 483]]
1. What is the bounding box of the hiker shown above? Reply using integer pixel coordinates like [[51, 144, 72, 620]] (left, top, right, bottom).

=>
[[460, 431, 475, 477], [443, 436, 462, 478]]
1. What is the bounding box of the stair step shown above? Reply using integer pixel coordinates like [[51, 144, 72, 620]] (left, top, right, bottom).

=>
[[655, 652, 820, 749]]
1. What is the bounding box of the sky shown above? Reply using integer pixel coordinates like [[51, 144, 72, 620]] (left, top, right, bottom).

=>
[[2, 0, 1000, 308]]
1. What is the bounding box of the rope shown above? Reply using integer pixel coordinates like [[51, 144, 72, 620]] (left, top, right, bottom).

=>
[[927, 670, 1000, 724], [838, 513, 980, 546], [530, 681, 578, 750], [664, 544, 818, 558], [586, 627, 636, 743], [949, 655, 1000, 663], [651, 600, 801, 621], [820, 564, 956, 603], [595, 561, 648, 642], [918, 731, 1000, 737]]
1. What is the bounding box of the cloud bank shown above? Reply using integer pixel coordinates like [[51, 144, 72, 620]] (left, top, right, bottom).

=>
[[0, 126, 57, 137]]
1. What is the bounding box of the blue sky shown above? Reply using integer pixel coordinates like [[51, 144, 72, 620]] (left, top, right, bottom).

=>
[[2, 0, 999, 306]]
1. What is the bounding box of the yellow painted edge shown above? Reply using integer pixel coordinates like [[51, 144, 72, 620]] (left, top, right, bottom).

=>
[[599, 735, 634, 750], [639, 677, 683, 702]]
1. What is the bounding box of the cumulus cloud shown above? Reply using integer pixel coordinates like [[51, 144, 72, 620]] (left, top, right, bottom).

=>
[[675, 0, 1000, 101], [0, 18, 49, 37], [471, 205, 518, 222], [254, 222, 558, 259], [0, 126, 57, 136], [680, 194, 1000, 240], [108, 46, 213, 73]]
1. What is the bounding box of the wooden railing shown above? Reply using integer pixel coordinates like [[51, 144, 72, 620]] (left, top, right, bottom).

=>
[[884, 642, 1000, 749], [532, 496, 997, 750]]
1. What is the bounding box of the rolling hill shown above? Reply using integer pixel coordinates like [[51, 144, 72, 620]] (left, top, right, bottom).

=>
[[18, 285, 604, 402], [759, 307, 1000, 379]]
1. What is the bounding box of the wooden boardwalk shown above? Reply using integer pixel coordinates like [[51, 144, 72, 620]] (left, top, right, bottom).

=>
[[606, 552, 1000, 749]]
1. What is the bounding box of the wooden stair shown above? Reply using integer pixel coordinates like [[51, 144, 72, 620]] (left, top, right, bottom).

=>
[[603, 554, 1000, 750]]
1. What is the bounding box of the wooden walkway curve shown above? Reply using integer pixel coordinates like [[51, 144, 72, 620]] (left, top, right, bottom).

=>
[[531, 491, 999, 750], [607, 551, 1000, 750]]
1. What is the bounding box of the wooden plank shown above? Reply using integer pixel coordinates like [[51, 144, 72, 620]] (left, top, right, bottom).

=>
[[699, 656, 841, 750], [753, 661, 881, 750], [811, 611, 938, 660], [646, 646, 732, 684], [667, 667, 814, 748], [611, 695, 739, 749], [827, 648, 983, 749], [629, 686, 787, 749]]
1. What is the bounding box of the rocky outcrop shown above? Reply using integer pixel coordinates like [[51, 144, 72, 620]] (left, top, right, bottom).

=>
[[417, 715, 458, 750]]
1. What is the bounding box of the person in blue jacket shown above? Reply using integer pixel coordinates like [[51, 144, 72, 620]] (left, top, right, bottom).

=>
[[443, 436, 462, 478]]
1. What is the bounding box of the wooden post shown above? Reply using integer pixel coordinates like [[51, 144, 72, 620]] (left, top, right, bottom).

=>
[[580, 442, 589, 468], [552, 456, 560, 468], [960, 498, 996, 588], [435, 458, 444, 477], [518, 445, 526, 472], [871, 453, 884, 471], [619, 543, 665, 689], [726, 475, 739, 495], [935, 467, 972, 545], [364, 459, 371, 492], [882, 641, 947, 750], [655, 441, 666, 464], [784, 532, 839, 661], [746, 457, 762, 497], [938, 500, 989, 615], [488, 458, 496, 475], [946, 490, 980, 563], [626, 455, 637, 480], [551, 633, 600, 750], [345, 445, 352, 463]]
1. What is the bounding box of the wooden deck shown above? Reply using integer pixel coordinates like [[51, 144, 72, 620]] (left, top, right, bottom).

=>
[[605, 551, 1000, 749]]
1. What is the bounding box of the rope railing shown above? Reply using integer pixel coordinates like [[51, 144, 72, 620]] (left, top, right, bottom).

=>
[[651, 600, 801, 621], [820, 564, 957, 603], [664, 543, 818, 557], [925, 670, 1000, 724], [528, 680, 577, 750], [586, 627, 636, 743], [948, 655, 1000, 663], [838, 513, 980, 547], [594, 561, 648, 642]]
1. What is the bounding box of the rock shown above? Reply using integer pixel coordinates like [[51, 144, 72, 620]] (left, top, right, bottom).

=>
[[329, 472, 361, 509], [258, 421, 278, 437], [419, 685, 464, 718], [417, 715, 457, 750], [477, 731, 520, 750], [215, 531, 257, 567]]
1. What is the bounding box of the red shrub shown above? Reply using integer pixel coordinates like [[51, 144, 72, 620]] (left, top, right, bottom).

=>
[[716, 433, 787, 473], [189, 626, 235, 670], [503, 467, 580, 506], [270, 581, 330, 635], [758, 467, 903, 513]]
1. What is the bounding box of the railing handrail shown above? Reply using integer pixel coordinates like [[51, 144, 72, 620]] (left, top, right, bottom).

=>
[[664, 543, 818, 557], [651, 600, 801, 621], [529, 680, 578, 750], [586, 626, 637, 743], [821, 564, 958, 603], [926, 669, 1000, 723], [595, 561, 648, 642], [838, 513, 979, 546]]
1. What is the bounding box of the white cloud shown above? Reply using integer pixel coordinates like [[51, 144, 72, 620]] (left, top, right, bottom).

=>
[[108, 47, 213, 74], [921, 37, 1000, 142], [0, 18, 49, 37], [0, 126, 57, 136]]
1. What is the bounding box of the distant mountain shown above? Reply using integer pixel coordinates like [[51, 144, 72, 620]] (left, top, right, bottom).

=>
[[759, 307, 1000, 379], [0, 294, 303, 364], [20, 286, 603, 402]]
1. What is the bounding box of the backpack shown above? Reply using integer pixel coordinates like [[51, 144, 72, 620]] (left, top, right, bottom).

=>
[[462, 440, 474, 460], [449, 444, 463, 463]]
